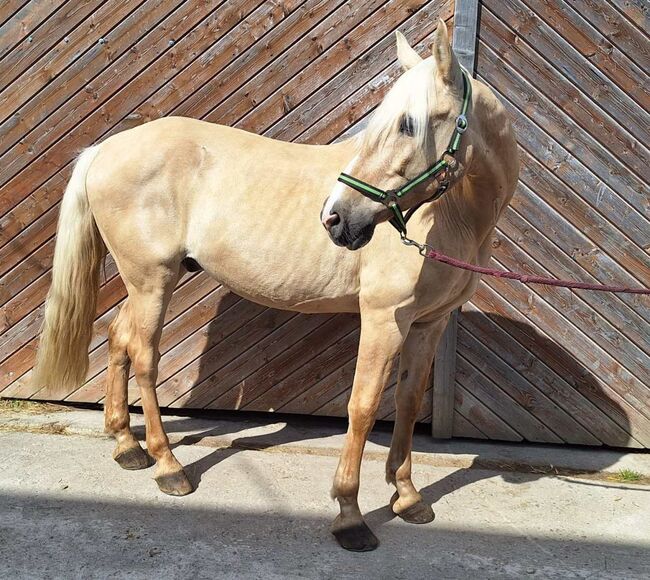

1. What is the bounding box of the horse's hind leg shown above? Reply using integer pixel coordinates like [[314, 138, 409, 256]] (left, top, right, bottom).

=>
[[105, 299, 152, 470], [124, 266, 193, 496], [386, 317, 448, 523]]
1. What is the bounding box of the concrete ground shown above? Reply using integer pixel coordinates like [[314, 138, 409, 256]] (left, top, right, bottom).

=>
[[1, 408, 649, 579]]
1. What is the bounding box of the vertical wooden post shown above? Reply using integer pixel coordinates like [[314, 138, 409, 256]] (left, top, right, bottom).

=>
[[431, 0, 479, 438], [432, 309, 459, 438]]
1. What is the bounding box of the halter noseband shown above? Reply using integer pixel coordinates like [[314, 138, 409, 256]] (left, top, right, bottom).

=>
[[337, 69, 472, 236]]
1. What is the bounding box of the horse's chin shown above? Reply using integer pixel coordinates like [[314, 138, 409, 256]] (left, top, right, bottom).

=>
[[328, 224, 375, 251], [346, 234, 372, 251]]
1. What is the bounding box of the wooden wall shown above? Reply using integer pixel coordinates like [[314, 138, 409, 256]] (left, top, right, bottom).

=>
[[0, 1, 647, 448]]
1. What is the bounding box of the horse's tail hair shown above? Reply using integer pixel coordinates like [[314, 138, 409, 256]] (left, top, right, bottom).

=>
[[32, 146, 104, 398]]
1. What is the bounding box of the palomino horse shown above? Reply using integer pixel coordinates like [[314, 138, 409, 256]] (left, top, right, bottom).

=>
[[32, 20, 518, 551]]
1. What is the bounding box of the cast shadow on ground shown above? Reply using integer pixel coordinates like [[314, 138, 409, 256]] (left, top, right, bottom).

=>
[[5, 492, 647, 578]]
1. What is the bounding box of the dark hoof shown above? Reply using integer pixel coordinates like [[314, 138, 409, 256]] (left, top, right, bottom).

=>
[[390, 492, 435, 524], [113, 446, 153, 471], [331, 514, 379, 552], [155, 469, 194, 496]]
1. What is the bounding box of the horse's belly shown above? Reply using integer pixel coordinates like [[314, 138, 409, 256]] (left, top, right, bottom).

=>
[[191, 223, 361, 314], [198, 257, 360, 314]]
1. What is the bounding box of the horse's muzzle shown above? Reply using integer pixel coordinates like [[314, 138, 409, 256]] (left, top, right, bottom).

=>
[[322, 205, 375, 250]]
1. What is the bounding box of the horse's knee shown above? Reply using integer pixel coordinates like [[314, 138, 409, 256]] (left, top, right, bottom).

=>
[[347, 399, 379, 433], [394, 386, 419, 409]]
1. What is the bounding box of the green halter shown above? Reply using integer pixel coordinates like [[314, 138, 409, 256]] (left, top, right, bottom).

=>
[[337, 69, 472, 235]]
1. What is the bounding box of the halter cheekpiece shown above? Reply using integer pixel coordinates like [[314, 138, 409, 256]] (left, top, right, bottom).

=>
[[337, 69, 472, 236]]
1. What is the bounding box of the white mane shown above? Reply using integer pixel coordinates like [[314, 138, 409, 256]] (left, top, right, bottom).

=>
[[361, 58, 437, 152]]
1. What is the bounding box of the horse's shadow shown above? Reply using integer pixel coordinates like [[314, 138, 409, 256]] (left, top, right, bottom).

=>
[[144, 299, 636, 525]]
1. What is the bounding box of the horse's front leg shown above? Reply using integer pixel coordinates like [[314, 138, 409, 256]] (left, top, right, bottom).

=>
[[331, 309, 407, 552], [387, 316, 448, 523]]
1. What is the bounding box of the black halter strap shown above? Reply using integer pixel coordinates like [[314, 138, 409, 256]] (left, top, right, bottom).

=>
[[337, 69, 472, 235]]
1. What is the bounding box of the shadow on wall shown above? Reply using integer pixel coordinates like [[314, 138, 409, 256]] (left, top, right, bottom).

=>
[[149, 293, 634, 503], [176, 282, 365, 420], [455, 310, 636, 449]]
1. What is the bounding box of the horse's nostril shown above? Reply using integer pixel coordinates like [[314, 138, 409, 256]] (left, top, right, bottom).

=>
[[322, 212, 341, 231]]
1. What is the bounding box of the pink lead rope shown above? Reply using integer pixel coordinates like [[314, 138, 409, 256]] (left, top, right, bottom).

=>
[[424, 248, 650, 294], [400, 237, 650, 295]]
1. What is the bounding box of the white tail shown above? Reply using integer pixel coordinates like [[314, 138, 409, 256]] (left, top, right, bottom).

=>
[[32, 146, 104, 398]]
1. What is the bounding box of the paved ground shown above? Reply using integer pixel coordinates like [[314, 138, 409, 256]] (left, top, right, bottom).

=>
[[1, 410, 649, 579]]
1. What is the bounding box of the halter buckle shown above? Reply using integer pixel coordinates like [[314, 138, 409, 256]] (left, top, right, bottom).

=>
[[455, 114, 468, 133]]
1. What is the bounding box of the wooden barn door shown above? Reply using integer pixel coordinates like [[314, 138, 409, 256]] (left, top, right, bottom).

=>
[[445, 0, 650, 448]]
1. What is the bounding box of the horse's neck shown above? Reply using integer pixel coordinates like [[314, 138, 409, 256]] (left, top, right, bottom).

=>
[[417, 163, 512, 252]]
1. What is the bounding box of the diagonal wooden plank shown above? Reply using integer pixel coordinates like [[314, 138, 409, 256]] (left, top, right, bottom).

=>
[[458, 324, 600, 445], [453, 410, 487, 439], [563, 0, 650, 72], [486, 77, 648, 248], [180, 313, 334, 410], [0, 1, 30, 29], [479, 14, 649, 215], [484, 0, 650, 146], [455, 382, 522, 442], [236, 0, 450, 135], [522, 0, 649, 110], [158, 308, 298, 408], [201, 0, 390, 126], [476, 276, 650, 447], [265, 4, 453, 142], [208, 314, 358, 411], [244, 325, 360, 412]]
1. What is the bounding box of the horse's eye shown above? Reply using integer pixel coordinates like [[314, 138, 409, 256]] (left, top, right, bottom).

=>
[[399, 115, 416, 137]]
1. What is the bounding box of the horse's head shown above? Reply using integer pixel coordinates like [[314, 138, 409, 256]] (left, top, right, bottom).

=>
[[321, 19, 470, 250]]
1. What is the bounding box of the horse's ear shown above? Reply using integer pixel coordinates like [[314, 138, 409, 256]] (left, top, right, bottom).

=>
[[395, 31, 422, 71], [431, 19, 461, 86]]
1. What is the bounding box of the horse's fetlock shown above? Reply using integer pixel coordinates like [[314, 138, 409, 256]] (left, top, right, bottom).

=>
[[332, 477, 360, 501], [105, 411, 128, 435], [146, 432, 172, 461]]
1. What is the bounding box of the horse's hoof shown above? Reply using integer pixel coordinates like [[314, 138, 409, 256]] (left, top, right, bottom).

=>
[[113, 446, 153, 471], [155, 469, 194, 496], [331, 514, 379, 552], [390, 492, 435, 524], [397, 501, 435, 524]]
